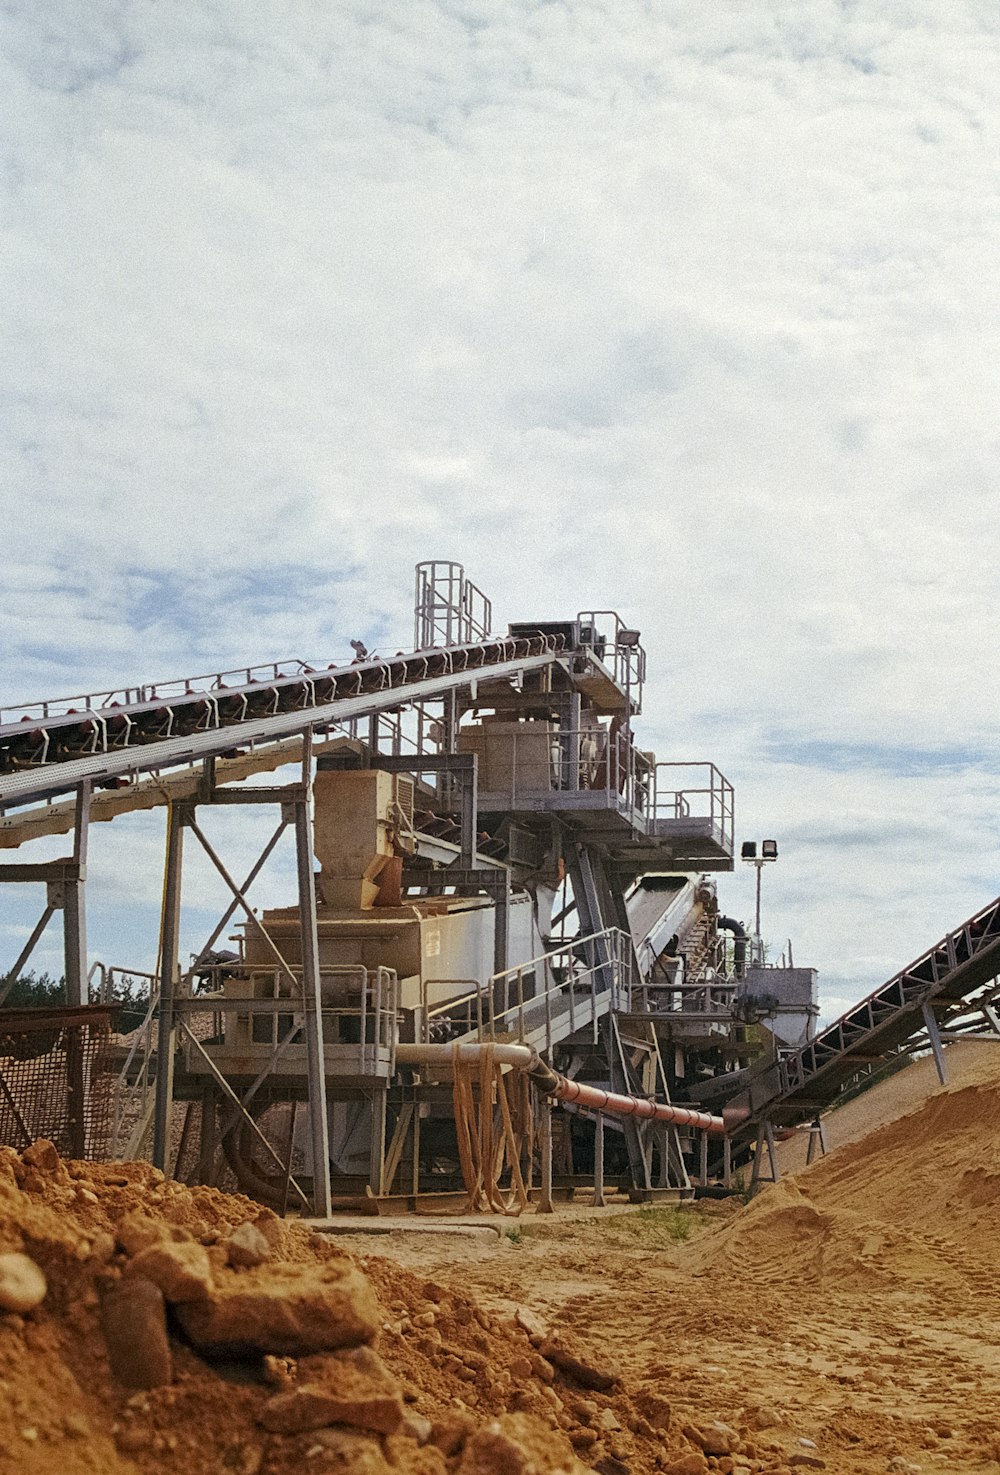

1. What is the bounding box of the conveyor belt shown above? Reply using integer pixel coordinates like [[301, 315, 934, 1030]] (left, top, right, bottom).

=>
[[728, 892, 1000, 1137], [0, 634, 565, 807]]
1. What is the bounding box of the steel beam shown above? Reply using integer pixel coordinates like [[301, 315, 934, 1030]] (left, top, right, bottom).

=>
[[152, 802, 187, 1171], [295, 731, 332, 1217], [922, 1001, 948, 1085], [0, 903, 56, 1006], [592, 1111, 606, 1208]]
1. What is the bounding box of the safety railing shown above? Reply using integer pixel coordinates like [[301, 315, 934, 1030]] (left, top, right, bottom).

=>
[[476, 723, 655, 820], [191, 964, 400, 1076], [485, 927, 635, 1051], [1, 659, 324, 726], [633, 970, 739, 1018], [420, 979, 484, 1044], [414, 561, 493, 650], [576, 610, 646, 709], [652, 762, 735, 854]]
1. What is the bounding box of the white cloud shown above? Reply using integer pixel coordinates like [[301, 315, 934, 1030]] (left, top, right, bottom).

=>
[[3, 1, 1000, 1014]]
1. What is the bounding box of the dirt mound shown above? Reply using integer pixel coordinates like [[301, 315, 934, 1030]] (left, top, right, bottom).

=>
[[692, 1049, 1000, 1296], [0, 1141, 766, 1475]]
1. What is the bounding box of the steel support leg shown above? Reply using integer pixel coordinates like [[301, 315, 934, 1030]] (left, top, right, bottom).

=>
[[923, 1002, 948, 1085], [537, 1101, 554, 1213], [805, 1116, 828, 1165], [295, 735, 332, 1218], [65, 781, 92, 1157], [592, 1111, 606, 1208], [493, 875, 510, 977], [369, 1090, 387, 1200], [153, 803, 186, 1172], [723, 1134, 732, 1189], [63, 781, 91, 1007], [699, 1129, 709, 1187], [460, 755, 479, 870], [411, 1102, 422, 1197]]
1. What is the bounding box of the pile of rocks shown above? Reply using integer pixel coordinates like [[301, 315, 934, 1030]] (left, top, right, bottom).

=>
[[0, 1139, 788, 1475]]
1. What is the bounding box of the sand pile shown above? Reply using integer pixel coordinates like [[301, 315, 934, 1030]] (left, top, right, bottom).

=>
[[692, 1049, 1000, 1296], [0, 1141, 776, 1475]]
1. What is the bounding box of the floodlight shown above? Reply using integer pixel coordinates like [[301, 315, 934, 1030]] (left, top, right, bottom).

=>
[[762, 839, 778, 861], [740, 841, 757, 861], [617, 629, 642, 648]]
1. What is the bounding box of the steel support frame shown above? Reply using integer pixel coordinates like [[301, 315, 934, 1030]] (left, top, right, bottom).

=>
[[149, 735, 333, 1214]]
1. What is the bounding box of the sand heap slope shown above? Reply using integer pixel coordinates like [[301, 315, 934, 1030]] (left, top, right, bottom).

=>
[[694, 1047, 1000, 1297], [0, 1141, 768, 1475]]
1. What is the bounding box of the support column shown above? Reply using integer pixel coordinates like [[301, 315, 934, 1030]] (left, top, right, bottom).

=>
[[723, 1135, 732, 1189], [369, 1090, 388, 1200], [537, 1101, 554, 1213], [805, 1116, 828, 1165], [295, 732, 332, 1218], [153, 802, 186, 1172], [592, 1112, 606, 1208], [63, 781, 91, 1006], [699, 1129, 709, 1187], [750, 1119, 781, 1192], [923, 1002, 948, 1085], [460, 755, 479, 870], [493, 874, 510, 977]]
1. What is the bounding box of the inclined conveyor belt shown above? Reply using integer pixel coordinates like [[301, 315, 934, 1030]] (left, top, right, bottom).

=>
[[727, 891, 1000, 1138], [0, 633, 565, 806]]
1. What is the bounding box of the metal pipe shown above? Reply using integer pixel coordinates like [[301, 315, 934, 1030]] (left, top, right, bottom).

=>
[[393, 1043, 728, 1134]]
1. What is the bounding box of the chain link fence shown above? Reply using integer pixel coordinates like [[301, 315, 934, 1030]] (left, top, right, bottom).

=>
[[0, 1006, 115, 1159]]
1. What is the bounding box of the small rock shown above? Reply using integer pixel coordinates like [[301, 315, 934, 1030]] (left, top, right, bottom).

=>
[[128, 1240, 214, 1303], [697, 1420, 739, 1456], [99, 1276, 173, 1389], [594, 1458, 629, 1475], [750, 1405, 781, 1431], [175, 1260, 379, 1356], [22, 1139, 62, 1175], [400, 1411, 432, 1443], [63, 1413, 92, 1439], [538, 1339, 620, 1391], [0, 1253, 47, 1313], [515, 1306, 548, 1345], [665, 1455, 707, 1475], [258, 1349, 403, 1436], [509, 1356, 533, 1382], [262, 1354, 296, 1388], [225, 1222, 271, 1269], [633, 1389, 671, 1430], [789, 1457, 826, 1471], [598, 1409, 621, 1433], [430, 1414, 474, 1456], [310, 1427, 390, 1474], [115, 1213, 172, 1256]]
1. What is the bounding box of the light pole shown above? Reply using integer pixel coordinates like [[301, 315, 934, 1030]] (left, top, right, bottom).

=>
[[741, 839, 778, 966]]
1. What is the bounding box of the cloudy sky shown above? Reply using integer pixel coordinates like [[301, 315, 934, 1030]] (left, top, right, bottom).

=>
[[3, 1, 1000, 1018]]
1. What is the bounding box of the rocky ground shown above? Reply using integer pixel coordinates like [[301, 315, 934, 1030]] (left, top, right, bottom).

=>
[[3, 1043, 1000, 1475]]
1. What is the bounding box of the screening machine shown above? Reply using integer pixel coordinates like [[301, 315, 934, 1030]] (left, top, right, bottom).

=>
[[0, 561, 774, 1212]]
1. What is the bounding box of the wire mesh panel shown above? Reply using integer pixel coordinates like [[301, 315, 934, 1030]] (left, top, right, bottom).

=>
[[0, 1006, 115, 1159]]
